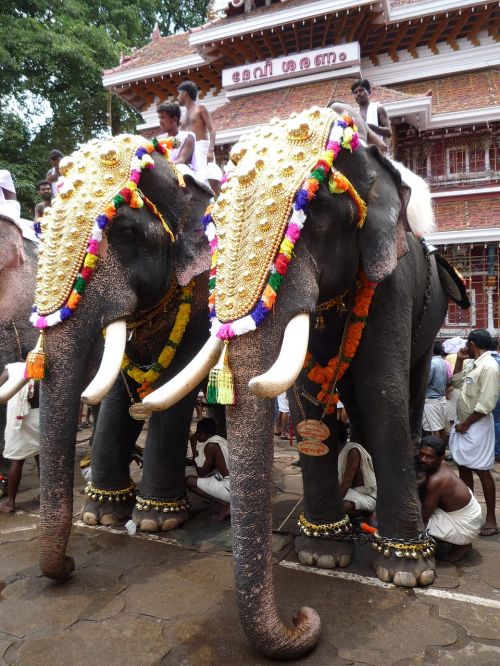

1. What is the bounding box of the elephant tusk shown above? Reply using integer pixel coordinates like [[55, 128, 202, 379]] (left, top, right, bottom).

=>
[[0, 362, 28, 404], [143, 336, 224, 412], [81, 319, 127, 405], [248, 312, 310, 398]]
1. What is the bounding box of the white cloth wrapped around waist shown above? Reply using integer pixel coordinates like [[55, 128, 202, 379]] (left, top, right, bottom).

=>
[[194, 435, 230, 473], [449, 415, 495, 470], [427, 490, 482, 545], [3, 363, 39, 460], [423, 397, 448, 432], [338, 442, 377, 498]]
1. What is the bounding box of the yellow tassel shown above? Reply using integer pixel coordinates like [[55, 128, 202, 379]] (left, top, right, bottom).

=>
[[207, 340, 236, 405], [25, 332, 47, 380]]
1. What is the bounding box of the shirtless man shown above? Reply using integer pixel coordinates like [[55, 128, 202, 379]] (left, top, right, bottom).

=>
[[337, 422, 377, 516], [34, 180, 52, 221], [351, 79, 392, 150], [157, 102, 195, 167], [185, 417, 230, 521], [328, 101, 387, 153], [419, 435, 482, 561]]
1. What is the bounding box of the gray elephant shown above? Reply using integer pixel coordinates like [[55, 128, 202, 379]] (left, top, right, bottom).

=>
[[144, 107, 468, 659], [2, 135, 212, 579], [0, 213, 39, 473]]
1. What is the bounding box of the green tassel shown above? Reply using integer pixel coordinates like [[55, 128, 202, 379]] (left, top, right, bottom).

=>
[[206, 340, 236, 405]]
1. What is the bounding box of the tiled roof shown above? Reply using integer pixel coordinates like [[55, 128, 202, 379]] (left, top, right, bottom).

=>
[[103, 32, 195, 76], [194, 0, 317, 33], [390, 70, 500, 115], [211, 79, 420, 133]]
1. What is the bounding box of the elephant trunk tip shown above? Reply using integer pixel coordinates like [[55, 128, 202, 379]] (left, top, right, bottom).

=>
[[258, 606, 321, 661], [40, 555, 75, 581]]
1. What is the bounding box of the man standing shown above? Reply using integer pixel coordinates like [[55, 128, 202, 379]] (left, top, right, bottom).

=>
[[351, 79, 392, 151], [34, 180, 52, 221], [419, 436, 482, 561], [449, 329, 500, 536], [177, 81, 216, 182], [422, 341, 449, 440], [157, 102, 195, 168], [46, 149, 63, 195]]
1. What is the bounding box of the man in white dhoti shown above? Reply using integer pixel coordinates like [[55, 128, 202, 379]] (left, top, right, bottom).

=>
[[338, 424, 377, 515], [0, 363, 40, 513], [422, 340, 449, 439], [157, 102, 196, 169], [419, 436, 482, 561], [177, 81, 217, 185], [351, 79, 392, 153], [449, 329, 500, 536], [186, 417, 230, 521]]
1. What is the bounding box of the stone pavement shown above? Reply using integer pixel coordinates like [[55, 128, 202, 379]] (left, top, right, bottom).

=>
[[1, 430, 500, 665]]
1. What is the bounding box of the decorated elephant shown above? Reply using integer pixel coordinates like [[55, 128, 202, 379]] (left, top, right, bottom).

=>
[[0, 202, 39, 473], [2, 135, 212, 578], [144, 107, 468, 659]]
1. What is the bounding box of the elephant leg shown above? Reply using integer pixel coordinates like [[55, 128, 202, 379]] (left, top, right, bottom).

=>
[[81, 376, 143, 526], [133, 388, 198, 532], [288, 385, 354, 570]]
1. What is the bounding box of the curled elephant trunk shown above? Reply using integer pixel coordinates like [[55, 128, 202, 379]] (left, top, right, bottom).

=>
[[81, 319, 127, 405], [0, 362, 28, 403], [248, 313, 310, 398], [143, 335, 224, 411]]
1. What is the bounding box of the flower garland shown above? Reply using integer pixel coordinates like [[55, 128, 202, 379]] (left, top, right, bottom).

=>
[[30, 136, 177, 330], [121, 280, 194, 399], [304, 270, 377, 414], [201, 113, 363, 341]]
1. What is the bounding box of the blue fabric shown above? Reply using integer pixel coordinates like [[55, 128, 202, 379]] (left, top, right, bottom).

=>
[[426, 356, 449, 399]]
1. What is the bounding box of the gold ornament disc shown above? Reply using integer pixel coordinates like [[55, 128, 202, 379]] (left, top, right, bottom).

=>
[[297, 440, 330, 457], [35, 134, 150, 317], [296, 419, 330, 442], [211, 107, 335, 323], [129, 403, 152, 421]]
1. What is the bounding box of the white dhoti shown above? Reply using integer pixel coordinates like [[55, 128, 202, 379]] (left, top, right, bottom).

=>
[[193, 139, 210, 182], [427, 492, 482, 545], [449, 415, 495, 470], [197, 473, 230, 502], [277, 392, 289, 413], [3, 366, 40, 460], [422, 397, 448, 432], [344, 487, 376, 512]]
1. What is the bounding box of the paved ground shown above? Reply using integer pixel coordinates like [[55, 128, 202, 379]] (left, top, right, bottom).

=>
[[1, 427, 500, 665]]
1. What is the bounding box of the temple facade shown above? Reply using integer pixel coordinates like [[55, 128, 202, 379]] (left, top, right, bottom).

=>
[[103, 0, 500, 336]]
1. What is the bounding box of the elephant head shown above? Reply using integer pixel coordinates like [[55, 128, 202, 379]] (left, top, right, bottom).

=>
[[15, 135, 211, 580], [142, 108, 420, 658]]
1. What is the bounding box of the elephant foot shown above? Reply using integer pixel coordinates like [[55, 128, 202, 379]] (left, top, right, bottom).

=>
[[295, 535, 354, 569], [372, 552, 435, 587], [81, 481, 137, 526], [133, 495, 190, 532]]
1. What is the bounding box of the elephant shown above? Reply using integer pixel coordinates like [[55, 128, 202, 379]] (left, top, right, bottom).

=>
[[1, 134, 213, 579], [0, 216, 39, 473], [143, 107, 468, 659]]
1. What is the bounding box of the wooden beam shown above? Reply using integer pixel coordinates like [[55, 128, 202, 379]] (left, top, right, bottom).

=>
[[407, 16, 432, 57], [468, 5, 495, 46], [428, 14, 451, 55], [321, 14, 334, 48], [201, 67, 221, 90], [487, 13, 500, 40], [447, 9, 473, 51], [346, 9, 366, 43], [276, 26, 288, 54], [247, 34, 265, 61], [332, 14, 348, 46], [389, 21, 411, 62], [293, 23, 300, 52], [369, 26, 389, 66], [217, 42, 239, 66], [261, 30, 275, 58]]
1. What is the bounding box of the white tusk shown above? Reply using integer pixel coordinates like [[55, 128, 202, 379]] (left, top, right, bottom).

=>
[[0, 362, 28, 404], [249, 313, 310, 398], [143, 336, 224, 412], [81, 319, 127, 405]]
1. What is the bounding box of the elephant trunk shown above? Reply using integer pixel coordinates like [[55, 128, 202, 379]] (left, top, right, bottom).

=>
[[37, 320, 100, 580], [227, 325, 320, 659]]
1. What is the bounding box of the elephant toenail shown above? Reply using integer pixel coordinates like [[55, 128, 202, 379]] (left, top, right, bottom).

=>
[[393, 572, 417, 588]]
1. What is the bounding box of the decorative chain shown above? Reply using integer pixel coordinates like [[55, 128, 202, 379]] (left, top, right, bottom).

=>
[[135, 495, 191, 513], [371, 531, 436, 560], [298, 513, 353, 538], [85, 481, 136, 503]]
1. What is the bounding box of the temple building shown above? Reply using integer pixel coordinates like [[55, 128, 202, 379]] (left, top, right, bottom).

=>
[[103, 0, 500, 336]]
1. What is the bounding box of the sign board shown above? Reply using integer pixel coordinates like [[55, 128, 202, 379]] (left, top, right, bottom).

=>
[[222, 42, 360, 91]]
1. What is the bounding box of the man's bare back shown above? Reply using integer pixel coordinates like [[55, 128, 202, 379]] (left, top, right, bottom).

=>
[[420, 445, 471, 519], [177, 82, 216, 161]]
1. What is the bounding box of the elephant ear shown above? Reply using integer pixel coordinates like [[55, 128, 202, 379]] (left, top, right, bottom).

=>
[[174, 174, 213, 286], [358, 146, 411, 283]]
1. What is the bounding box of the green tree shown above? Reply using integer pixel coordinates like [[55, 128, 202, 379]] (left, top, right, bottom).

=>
[[0, 0, 210, 216]]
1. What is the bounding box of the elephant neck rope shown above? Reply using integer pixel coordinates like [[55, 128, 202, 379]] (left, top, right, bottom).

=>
[[121, 280, 194, 401], [298, 269, 377, 418]]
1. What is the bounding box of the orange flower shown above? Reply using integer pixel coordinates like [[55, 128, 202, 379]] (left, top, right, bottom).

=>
[[262, 284, 277, 310], [105, 204, 117, 219], [67, 291, 81, 310]]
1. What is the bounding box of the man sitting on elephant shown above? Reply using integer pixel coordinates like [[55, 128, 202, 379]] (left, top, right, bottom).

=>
[[186, 417, 230, 521], [157, 102, 196, 170]]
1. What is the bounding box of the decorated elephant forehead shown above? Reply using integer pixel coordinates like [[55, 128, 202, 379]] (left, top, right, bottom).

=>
[[34, 134, 150, 318], [211, 106, 335, 323]]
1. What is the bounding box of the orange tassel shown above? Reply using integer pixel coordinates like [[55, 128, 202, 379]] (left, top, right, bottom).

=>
[[25, 333, 47, 380]]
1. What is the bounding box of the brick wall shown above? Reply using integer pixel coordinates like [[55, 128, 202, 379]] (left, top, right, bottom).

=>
[[434, 195, 500, 232]]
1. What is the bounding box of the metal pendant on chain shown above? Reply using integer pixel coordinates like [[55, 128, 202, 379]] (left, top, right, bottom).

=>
[[121, 371, 152, 422], [293, 385, 331, 456]]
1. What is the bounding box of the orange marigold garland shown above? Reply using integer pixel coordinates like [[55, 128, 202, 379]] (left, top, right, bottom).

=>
[[305, 270, 377, 413]]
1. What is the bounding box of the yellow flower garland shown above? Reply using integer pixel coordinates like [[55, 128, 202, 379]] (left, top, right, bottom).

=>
[[121, 281, 194, 399]]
